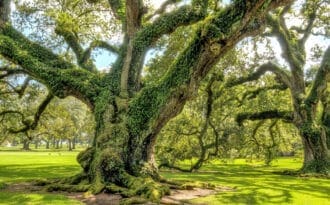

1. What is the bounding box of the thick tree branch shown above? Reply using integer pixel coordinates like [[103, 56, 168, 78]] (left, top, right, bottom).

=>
[[241, 84, 288, 101], [1, 26, 75, 70], [55, 23, 97, 72], [305, 46, 330, 106], [0, 30, 102, 107], [225, 62, 292, 88], [145, 0, 181, 21], [126, 0, 294, 168], [108, 0, 124, 21], [0, 66, 25, 79], [0, 0, 10, 24], [299, 0, 319, 48], [2, 93, 54, 133], [83, 40, 120, 63], [266, 14, 304, 72], [236, 110, 293, 126], [127, 0, 208, 93]]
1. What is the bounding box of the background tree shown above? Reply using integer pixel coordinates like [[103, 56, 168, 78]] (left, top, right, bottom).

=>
[[0, 0, 294, 201], [230, 0, 329, 173]]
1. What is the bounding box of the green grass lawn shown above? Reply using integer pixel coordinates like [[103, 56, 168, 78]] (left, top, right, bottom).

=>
[[0, 151, 329, 205], [0, 151, 82, 205], [163, 158, 330, 205]]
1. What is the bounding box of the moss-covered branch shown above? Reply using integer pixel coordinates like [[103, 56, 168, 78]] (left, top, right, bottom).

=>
[[128, 0, 208, 92], [266, 13, 305, 75], [0, 0, 10, 23], [0, 31, 102, 106], [225, 62, 292, 88], [126, 0, 294, 172], [298, 0, 319, 47], [145, 0, 181, 21], [0, 66, 25, 79], [305, 46, 330, 106], [236, 110, 293, 126], [241, 84, 288, 101], [55, 18, 97, 72], [108, 0, 125, 21], [1, 25, 75, 70], [83, 40, 120, 63]]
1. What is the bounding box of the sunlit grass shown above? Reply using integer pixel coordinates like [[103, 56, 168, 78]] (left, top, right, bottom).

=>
[[0, 151, 329, 205], [162, 158, 330, 205], [0, 192, 82, 205], [0, 151, 82, 205]]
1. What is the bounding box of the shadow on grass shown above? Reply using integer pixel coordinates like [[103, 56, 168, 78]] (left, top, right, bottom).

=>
[[0, 164, 81, 183], [162, 163, 330, 204], [0, 191, 81, 205]]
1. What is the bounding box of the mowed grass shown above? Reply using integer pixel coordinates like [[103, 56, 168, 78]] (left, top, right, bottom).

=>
[[0, 151, 329, 205], [163, 158, 330, 205], [0, 151, 82, 205]]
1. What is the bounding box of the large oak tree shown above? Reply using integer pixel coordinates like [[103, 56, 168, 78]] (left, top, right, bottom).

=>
[[0, 0, 293, 201]]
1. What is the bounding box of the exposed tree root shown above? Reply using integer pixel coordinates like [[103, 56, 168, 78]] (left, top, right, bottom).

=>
[[32, 172, 221, 204]]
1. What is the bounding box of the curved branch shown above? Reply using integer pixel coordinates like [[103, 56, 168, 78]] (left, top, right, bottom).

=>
[[30, 93, 54, 129], [266, 14, 304, 72], [225, 62, 292, 88], [1, 25, 75, 70], [145, 0, 181, 21], [278, 4, 292, 39], [54, 25, 97, 72], [128, 1, 208, 92], [236, 110, 293, 126], [305, 46, 330, 105], [241, 84, 288, 101], [299, 0, 319, 48], [0, 32, 101, 107], [82, 40, 120, 63], [3, 93, 54, 134], [0, 65, 26, 79], [108, 0, 125, 21]]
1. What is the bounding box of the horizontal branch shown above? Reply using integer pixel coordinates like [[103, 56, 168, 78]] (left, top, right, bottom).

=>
[[241, 84, 288, 101], [225, 62, 292, 88], [82, 40, 119, 64], [236, 110, 293, 126], [0, 66, 25, 79], [1, 25, 75, 70], [0, 31, 102, 106], [145, 0, 180, 21]]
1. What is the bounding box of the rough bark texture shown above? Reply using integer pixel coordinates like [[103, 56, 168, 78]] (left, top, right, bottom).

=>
[[0, 0, 294, 201]]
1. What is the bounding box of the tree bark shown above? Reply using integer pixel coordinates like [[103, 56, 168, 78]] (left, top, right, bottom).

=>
[[68, 139, 72, 151], [298, 122, 329, 173], [22, 138, 30, 150], [72, 136, 76, 150], [45, 140, 50, 149]]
